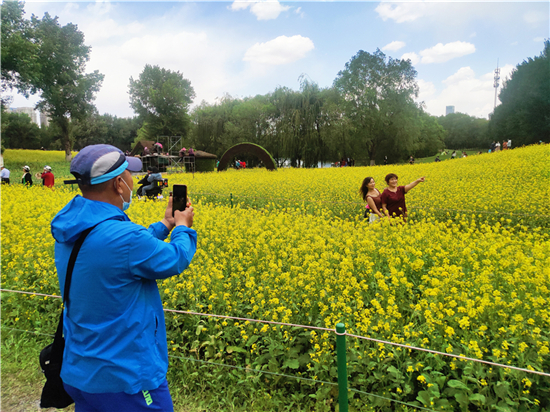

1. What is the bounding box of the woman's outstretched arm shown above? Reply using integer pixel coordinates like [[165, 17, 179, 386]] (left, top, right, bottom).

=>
[[404, 177, 425, 193]]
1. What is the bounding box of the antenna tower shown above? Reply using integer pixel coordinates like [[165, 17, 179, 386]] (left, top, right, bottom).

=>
[[493, 59, 500, 110]]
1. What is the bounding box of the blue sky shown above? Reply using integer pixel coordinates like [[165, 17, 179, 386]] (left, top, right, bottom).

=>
[[10, 1, 549, 120]]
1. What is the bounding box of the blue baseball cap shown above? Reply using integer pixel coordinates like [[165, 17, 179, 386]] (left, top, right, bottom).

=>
[[65, 144, 142, 185]]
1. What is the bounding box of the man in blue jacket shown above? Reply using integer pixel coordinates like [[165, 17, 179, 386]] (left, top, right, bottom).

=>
[[52, 144, 196, 411]]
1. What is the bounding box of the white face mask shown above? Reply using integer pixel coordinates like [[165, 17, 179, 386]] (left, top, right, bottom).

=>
[[119, 177, 133, 211]]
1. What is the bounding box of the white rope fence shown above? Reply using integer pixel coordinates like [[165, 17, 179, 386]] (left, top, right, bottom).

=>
[[2, 288, 548, 377]]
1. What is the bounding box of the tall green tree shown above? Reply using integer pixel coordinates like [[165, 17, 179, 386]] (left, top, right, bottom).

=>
[[1, 111, 41, 149], [129, 65, 195, 142], [1, 1, 38, 104], [438, 112, 489, 149], [334, 49, 420, 165], [32, 13, 104, 160], [490, 40, 550, 146]]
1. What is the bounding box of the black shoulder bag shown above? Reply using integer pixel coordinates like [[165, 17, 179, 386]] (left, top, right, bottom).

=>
[[39, 225, 97, 409]]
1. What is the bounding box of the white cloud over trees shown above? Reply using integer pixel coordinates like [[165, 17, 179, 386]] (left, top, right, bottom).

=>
[[230, 0, 290, 21], [382, 41, 406, 51], [243, 35, 315, 66]]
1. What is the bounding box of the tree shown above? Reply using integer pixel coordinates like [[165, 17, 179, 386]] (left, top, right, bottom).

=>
[[1, 111, 41, 149], [1, 1, 38, 104], [490, 40, 550, 146], [414, 113, 446, 158], [129, 65, 195, 141], [32, 13, 104, 160], [438, 112, 489, 149], [333, 49, 420, 165], [73, 113, 141, 150]]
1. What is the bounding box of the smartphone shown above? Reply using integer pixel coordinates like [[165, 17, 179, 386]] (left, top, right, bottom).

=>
[[172, 184, 187, 217]]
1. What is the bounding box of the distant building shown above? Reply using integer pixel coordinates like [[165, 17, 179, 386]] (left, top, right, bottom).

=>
[[10, 107, 40, 126], [446, 106, 455, 115], [40, 111, 50, 128]]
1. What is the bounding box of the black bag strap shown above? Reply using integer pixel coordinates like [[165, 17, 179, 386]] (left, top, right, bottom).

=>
[[63, 226, 94, 308], [53, 218, 118, 345]]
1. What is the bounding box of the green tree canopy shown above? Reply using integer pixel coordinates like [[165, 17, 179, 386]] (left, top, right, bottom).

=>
[[438, 112, 489, 149], [1, 111, 41, 149], [333, 49, 420, 165], [490, 40, 550, 146], [1, 0, 38, 104], [32, 13, 104, 160], [129, 65, 195, 140]]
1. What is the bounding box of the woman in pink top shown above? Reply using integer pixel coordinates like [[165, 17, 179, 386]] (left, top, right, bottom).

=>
[[359, 177, 384, 223], [380, 173, 425, 221]]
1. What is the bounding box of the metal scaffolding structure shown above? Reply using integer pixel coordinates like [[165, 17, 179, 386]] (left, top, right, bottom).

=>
[[158, 135, 195, 176]]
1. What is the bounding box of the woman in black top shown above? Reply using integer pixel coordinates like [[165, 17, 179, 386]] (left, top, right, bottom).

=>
[[22, 166, 33, 186]]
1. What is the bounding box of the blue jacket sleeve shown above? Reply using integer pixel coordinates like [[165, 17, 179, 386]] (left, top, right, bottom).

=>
[[148, 221, 170, 240], [127, 225, 197, 280]]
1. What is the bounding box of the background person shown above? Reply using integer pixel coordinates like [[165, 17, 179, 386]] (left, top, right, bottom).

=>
[[380, 173, 425, 221], [22, 165, 33, 186], [1, 166, 10, 184], [359, 176, 383, 223], [41, 166, 55, 187], [53, 144, 196, 412]]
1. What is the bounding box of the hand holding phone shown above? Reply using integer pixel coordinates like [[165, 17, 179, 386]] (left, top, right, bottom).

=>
[[172, 184, 188, 217]]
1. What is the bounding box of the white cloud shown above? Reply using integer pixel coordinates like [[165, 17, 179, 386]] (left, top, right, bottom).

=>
[[420, 64, 515, 118], [375, 2, 427, 23], [401, 52, 420, 65], [243, 35, 314, 66], [420, 41, 475, 64], [533, 37, 545, 42], [230, 0, 290, 21], [382, 41, 406, 52], [524, 10, 548, 24], [511, 41, 518, 46], [443, 66, 475, 85], [417, 79, 436, 101], [469, 32, 477, 38]]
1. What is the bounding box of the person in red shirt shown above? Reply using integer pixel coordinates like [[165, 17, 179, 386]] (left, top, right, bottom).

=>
[[41, 165, 55, 188], [380, 173, 425, 221]]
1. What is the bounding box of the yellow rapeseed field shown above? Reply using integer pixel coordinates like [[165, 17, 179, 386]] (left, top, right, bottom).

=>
[[1, 144, 549, 410]]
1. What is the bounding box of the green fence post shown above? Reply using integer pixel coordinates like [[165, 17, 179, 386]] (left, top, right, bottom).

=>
[[230, 193, 233, 208], [336, 323, 348, 412]]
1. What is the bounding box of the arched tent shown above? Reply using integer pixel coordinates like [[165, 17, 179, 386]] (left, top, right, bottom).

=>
[[217, 143, 277, 171]]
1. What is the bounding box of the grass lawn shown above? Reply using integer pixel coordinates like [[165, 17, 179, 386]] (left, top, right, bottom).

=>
[[414, 148, 488, 163]]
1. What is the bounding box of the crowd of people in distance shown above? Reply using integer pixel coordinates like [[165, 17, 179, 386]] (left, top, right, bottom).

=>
[[360, 173, 425, 223], [235, 159, 247, 169], [489, 139, 512, 153], [1, 165, 55, 187], [333, 158, 355, 167]]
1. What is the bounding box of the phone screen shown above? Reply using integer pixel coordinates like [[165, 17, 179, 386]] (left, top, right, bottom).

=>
[[172, 185, 187, 217]]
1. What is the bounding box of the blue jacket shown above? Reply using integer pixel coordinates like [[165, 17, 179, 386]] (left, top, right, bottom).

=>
[[147, 172, 163, 183], [51, 195, 197, 394]]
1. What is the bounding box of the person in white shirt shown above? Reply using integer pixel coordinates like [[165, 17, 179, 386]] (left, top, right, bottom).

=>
[[1, 166, 10, 184], [507, 139, 512, 149]]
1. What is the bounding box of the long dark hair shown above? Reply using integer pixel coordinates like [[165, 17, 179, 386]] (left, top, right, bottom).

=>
[[359, 177, 374, 201]]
